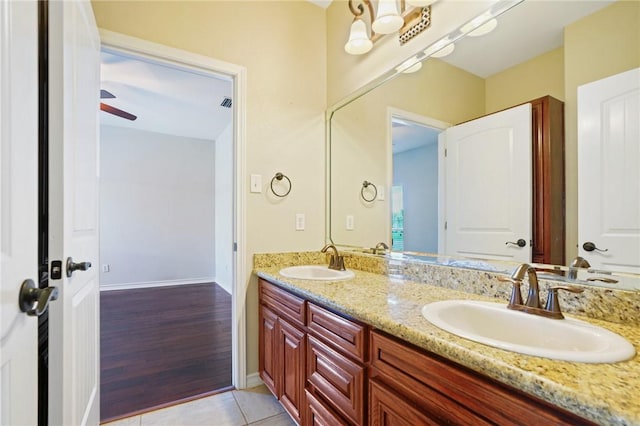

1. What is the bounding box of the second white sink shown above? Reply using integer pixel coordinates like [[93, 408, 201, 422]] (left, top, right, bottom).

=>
[[422, 300, 635, 363], [279, 265, 355, 281]]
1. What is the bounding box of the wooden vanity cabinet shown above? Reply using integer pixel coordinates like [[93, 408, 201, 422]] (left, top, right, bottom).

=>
[[259, 278, 594, 425], [529, 95, 565, 265], [259, 280, 307, 424], [369, 330, 595, 426]]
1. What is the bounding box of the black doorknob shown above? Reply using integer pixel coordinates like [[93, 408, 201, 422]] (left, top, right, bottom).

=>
[[505, 239, 527, 248], [583, 241, 608, 253]]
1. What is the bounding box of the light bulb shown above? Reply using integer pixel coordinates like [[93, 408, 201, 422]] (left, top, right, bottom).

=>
[[344, 19, 373, 55], [372, 0, 403, 35]]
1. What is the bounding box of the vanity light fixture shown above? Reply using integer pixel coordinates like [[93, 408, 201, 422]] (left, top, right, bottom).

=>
[[344, 0, 434, 55]]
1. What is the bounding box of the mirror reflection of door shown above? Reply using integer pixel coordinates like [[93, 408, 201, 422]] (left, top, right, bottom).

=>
[[443, 104, 532, 262], [391, 116, 442, 253]]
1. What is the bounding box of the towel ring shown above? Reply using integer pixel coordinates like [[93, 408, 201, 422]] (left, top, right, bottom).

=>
[[361, 181, 377, 202], [270, 172, 292, 197]]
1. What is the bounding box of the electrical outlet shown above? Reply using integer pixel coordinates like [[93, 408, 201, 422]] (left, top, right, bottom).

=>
[[250, 174, 262, 193], [346, 215, 354, 230], [102, 264, 110, 273], [296, 213, 305, 230], [377, 185, 385, 201]]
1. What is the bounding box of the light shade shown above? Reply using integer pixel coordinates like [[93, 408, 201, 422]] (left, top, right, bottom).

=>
[[405, 0, 435, 7], [431, 43, 454, 58], [344, 19, 373, 55], [465, 18, 498, 37], [372, 0, 404, 34]]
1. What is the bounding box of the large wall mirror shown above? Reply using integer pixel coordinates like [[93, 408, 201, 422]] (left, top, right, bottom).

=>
[[328, 0, 640, 288]]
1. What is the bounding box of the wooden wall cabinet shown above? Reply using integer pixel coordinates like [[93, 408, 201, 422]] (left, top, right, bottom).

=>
[[529, 96, 565, 265]]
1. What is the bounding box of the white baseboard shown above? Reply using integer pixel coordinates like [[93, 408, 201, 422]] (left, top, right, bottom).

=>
[[100, 277, 216, 292], [245, 372, 264, 389]]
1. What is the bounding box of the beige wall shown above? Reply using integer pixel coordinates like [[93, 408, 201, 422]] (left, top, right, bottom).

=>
[[564, 0, 639, 260], [91, 1, 327, 379], [485, 47, 564, 114], [331, 59, 485, 247]]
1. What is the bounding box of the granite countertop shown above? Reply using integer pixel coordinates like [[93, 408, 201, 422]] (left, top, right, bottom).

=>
[[254, 261, 640, 426]]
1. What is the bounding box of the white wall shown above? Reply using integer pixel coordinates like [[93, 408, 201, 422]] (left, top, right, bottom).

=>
[[100, 125, 216, 289], [215, 123, 233, 294], [393, 145, 438, 253]]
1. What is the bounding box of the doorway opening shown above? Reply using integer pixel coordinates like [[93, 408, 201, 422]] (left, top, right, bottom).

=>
[[390, 110, 447, 253], [97, 46, 237, 422]]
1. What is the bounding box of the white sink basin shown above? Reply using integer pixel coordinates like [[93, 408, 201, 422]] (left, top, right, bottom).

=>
[[279, 265, 355, 281], [422, 300, 636, 363]]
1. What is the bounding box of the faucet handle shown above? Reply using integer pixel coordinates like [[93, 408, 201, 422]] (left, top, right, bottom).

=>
[[498, 276, 523, 306], [544, 285, 584, 319]]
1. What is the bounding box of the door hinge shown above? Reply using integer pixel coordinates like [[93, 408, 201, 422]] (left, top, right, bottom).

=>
[[233, 242, 238, 252], [444, 148, 447, 157], [444, 221, 448, 230]]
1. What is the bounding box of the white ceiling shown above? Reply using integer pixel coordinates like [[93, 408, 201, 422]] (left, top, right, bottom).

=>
[[392, 0, 615, 152], [100, 51, 232, 141], [442, 0, 616, 78], [100, 1, 614, 142]]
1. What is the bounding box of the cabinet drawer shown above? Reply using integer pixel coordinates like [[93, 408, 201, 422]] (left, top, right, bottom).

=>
[[307, 335, 365, 425], [259, 279, 306, 327], [370, 331, 594, 425], [307, 302, 367, 362], [305, 390, 349, 426], [369, 377, 484, 426]]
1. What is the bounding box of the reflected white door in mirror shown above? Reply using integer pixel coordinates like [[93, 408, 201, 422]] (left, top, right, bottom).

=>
[[442, 103, 532, 263], [578, 68, 640, 274]]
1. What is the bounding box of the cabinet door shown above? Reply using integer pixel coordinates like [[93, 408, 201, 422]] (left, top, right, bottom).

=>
[[307, 335, 365, 425], [259, 305, 278, 396], [279, 318, 306, 424]]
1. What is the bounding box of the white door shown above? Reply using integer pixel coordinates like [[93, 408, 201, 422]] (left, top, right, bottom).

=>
[[47, 1, 101, 425], [443, 104, 532, 262], [578, 68, 640, 274], [0, 1, 39, 425]]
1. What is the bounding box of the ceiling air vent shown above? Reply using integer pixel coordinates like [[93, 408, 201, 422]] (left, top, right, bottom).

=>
[[220, 97, 232, 108]]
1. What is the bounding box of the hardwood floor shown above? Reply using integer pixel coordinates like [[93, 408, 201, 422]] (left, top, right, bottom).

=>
[[100, 283, 232, 422]]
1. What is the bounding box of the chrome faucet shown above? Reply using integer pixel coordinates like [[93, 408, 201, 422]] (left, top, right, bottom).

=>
[[321, 244, 345, 271], [372, 241, 389, 255], [499, 263, 584, 319], [567, 256, 590, 280]]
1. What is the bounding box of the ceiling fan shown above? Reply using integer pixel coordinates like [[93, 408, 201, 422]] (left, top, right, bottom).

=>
[[100, 89, 137, 121]]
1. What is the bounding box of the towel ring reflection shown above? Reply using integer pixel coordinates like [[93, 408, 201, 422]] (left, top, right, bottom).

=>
[[270, 172, 292, 197], [361, 181, 377, 202]]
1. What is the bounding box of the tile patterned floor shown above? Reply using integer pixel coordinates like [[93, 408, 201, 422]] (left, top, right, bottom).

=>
[[102, 385, 296, 426]]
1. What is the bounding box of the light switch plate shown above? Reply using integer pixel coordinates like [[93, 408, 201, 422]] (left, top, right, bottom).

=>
[[377, 185, 385, 201], [346, 215, 354, 230], [250, 174, 262, 193]]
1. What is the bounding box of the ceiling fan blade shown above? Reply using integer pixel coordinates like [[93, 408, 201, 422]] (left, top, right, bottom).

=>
[[100, 89, 116, 99], [100, 103, 137, 121]]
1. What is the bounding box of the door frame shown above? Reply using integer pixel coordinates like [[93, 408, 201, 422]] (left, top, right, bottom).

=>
[[98, 30, 249, 388]]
